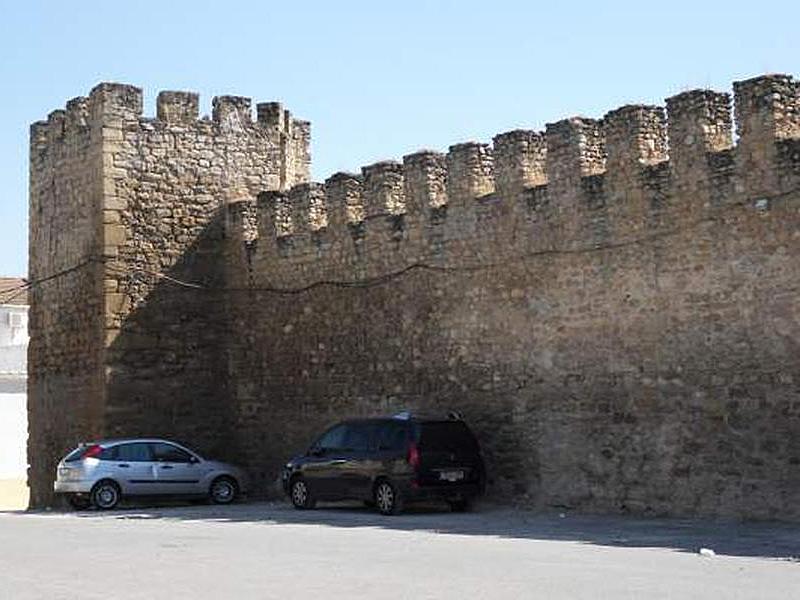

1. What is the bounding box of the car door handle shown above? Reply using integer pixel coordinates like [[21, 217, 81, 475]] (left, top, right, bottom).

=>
[[330, 459, 347, 465], [160, 465, 174, 469], [117, 463, 130, 468]]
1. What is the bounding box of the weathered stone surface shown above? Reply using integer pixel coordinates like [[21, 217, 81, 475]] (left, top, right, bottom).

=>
[[29, 75, 800, 520]]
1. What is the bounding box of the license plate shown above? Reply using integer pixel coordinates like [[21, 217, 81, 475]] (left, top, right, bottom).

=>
[[439, 470, 465, 482]]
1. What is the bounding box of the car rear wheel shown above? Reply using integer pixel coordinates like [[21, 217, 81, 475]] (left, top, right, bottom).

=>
[[209, 476, 238, 505], [290, 477, 316, 510], [374, 480, 403, 516], [90, 480, 121, 510]]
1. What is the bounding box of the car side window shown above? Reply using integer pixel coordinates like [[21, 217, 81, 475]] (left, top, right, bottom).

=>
[[151, 443, 193, 463], [316, 424, 348, 451], [341, 423, 372, 452], [115, 443, 153, 462], [375, 421, 408, 451], [99, 446, 118, 461]]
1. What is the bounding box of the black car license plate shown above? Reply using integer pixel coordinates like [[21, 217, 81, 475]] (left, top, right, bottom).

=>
[[439, 470, 465, 482]]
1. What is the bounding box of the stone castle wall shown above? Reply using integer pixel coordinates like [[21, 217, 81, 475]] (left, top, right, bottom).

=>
[[28, 94, 106, 508], [224, 75, 800, 518], [30, 74, 800, 518]]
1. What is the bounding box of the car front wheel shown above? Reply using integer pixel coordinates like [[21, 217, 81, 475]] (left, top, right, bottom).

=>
[[209, 476, 238, 505], [290, 477, 315, 510]]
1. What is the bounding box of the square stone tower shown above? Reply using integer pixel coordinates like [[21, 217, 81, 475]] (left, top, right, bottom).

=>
[[28, 83, 309, 507]]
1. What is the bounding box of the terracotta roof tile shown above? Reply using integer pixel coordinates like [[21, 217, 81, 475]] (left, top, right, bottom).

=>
[[0, 277, 29, 306]]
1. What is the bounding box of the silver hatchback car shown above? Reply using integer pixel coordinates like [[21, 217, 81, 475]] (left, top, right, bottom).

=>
[[53, 438, 248, 510]]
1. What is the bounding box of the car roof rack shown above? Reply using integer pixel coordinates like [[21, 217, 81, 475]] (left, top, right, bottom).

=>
[[391, 410, 463, 421]]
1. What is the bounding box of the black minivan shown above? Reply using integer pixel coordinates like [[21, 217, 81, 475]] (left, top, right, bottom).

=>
[[281, 413, 485, 515]]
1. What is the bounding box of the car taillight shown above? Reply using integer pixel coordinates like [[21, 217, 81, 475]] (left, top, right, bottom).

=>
[[407, 442, 421, 470], [82, 444, 102, 459]]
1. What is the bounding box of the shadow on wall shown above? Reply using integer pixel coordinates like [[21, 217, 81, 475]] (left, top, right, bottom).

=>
[[105, 209, 239, 464], [102, 205, 541, 500]]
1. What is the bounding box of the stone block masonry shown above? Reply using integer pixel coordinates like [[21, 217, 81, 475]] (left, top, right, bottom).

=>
[[30, 75, 800, 519]]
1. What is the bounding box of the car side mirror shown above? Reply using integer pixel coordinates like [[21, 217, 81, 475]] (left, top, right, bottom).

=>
[[309, 446, 324, 457], [189, 456, 200, 464]]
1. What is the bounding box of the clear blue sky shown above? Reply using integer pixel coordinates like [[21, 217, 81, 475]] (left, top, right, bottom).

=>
[[1, 0, 797, 276]]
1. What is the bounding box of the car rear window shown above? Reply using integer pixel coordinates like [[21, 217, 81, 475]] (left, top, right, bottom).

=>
[[64, 444, 91, 462], [416, 421, 479, 452]]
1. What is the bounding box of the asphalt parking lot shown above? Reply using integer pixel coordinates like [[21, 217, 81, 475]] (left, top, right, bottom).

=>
[[0, 501, 798, 599]]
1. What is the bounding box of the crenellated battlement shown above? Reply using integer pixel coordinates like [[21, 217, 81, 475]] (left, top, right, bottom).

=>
[[229, 73, 800, 287], [32, 83, 311, 192]]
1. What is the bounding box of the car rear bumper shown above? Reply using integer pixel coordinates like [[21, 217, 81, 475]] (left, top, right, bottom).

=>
[[53, 480, 94, 494], [402, 481, 482, 502]]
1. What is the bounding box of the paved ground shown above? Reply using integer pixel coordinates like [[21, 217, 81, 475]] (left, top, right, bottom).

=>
[[0, 501, 798, 599]]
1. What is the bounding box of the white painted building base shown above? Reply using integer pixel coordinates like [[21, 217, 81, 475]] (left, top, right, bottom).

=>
[[0, 392, 28, 510]]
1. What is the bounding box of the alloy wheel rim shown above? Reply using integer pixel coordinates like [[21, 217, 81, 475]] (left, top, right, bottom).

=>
[[292, 481, 308, 506], [213, 481, 233, 502], [97, 486, 117, 508], [376, 483, 393, 512]]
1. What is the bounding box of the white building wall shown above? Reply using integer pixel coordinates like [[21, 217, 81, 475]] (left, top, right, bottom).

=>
[[0, 303, 28, 480], [0, 393, 27, 478], [0, 305, 28, 371]]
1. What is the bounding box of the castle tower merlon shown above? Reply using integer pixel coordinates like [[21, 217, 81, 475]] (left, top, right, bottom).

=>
[[665, 89, 732, 186], [224, 199, 257, 286], [493, 129, 547, 199], [734, 74, 800, 194], [88, 82, 143, 123], [287, 119, 312, 187], [45, 110, 67, 144], [255, 190, 286, 255], [735, 74, 800, 142], [225, 199, 256, 243], [446, 142, 494, 208], [324, 172, 363, 227], [361, 161, 405, 218], [402, 151, 447, 215], [65, 96, 90, 132], [212, 95, 253, 132], [603, 106, 667, 236], [323, 172, 362, 268], [545, 117, 605, 201], [30, 121, 49, 153], [288, 182, 327, 234], [257, 102, 287, 131], [604, 105, 667, 178], [156, 91, 200, 124]]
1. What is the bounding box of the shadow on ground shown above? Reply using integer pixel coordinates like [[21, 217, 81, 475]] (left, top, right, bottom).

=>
[[13, 500, 800, 561]]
